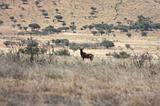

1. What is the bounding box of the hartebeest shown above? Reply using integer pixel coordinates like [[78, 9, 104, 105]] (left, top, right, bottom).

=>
[[79, 48, 94, 61]]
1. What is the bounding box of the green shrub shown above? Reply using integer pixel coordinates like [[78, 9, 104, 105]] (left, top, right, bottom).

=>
[[23, 38, 39, 55], [42, 12, 48, 18], [91, 31, 98, 35], [125, 44, 131, 49], [17, 31, 45, 35], [10, 16, 14, 20], [99, 30, 105, 35], [55, 49, 70, 56], [26, 39, 38, 47], [3, 41, 11, 47], [70, 23, 77, 32], [35, 0, 40, 5], [54, 15, 63, 20], [83, 15, 160, 35], [21, 0, 28, 4], [55, 39, 69, 46], [101, 40, 115, 48], [126, 33, 132, 38], [28, 23, 41, 31], [119, 51, 130, 58], [0, 3, 9, 9], [0, 20, 3, 25], [55, 9, 59, 12], [82, 25, 88, 29], [152, 23, 160, 29], [80, 43, 90, 48], [115, 25, 129, 32], [112, 51, 130, 59], [91, 7, 97, 11], [51, 39, 55, 43], [23, 26, 28, 31], [131, 15, 153, 31], [57, 27, 69, 32], [112, 52, 120, 58], [19, 37, 39, 62], [25, 46, 39, 55], [69, 42, 97, 50], [62, 22, 66, 26], [141, 31, 148, 37], [42, 25, 57, 34], [69, 43, 79, 51]]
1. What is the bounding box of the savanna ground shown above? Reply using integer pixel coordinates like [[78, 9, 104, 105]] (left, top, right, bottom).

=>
[[0, 0, 160, 105], [0, 31, 160, 106]]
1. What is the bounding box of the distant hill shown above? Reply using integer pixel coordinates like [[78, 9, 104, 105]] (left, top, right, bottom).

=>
[[0, 0, 160, 33]]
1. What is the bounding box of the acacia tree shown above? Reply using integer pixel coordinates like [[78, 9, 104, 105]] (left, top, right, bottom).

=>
[[28, 23, 41, 31], [43, 12, 49, 18], [0, 20, 3, 26], [0, 3, 9, 9], [101, 40, 115, 48], [19, 37, 39, 62], [21, 0, 28, 4]]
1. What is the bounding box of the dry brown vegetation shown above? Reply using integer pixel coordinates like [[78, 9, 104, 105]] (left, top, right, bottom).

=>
[[1, 0, 160, 32], [0, 52, 159, 106], [0, 0, 160, 106]]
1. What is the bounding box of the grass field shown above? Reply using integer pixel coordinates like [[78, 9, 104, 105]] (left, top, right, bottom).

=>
[[0, 0, 160, 105], [0, 52, 159, 106], [0, 31, 160, 106]]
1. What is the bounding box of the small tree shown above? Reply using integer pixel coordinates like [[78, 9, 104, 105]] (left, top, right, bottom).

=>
[[57, 27, 69, 32], [42, 12, 49, 18], [91, 31, 98, 36], [3, 41, 12, 47], [69, 43, 79, 52], [21, 0, 28, 4], [62, 22, 66, 26], [0, 3, 9, 9], [24, 37, 39, 62], [141, 31, 148, 37], [55, 49, 70, 56], [55, 39, 69, 46], [55, 9, 59, 12], [70, 22, 76, 32], [101, 40, 115, 48], [23, 26, 28, 31], [99, 30, 105, 35], [126, 32, 132, 38], [35, 1, 40, 6], [91, 7, 97, 11], [112, 51, 130, 59], [28, 23, 41, 31], [42, 25, 57, 34], [125, 44, 131, 49], [54, 15, 63, 20], [55, 9, 60, 14], [0, 20, 3, 25], [10, 16, 15, 20]]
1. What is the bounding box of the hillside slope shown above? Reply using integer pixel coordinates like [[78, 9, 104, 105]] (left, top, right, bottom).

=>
[[0, 0, 160, 31]]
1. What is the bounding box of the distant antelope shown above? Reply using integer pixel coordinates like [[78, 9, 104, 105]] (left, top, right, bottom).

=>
[[79, 48, 94, 61]]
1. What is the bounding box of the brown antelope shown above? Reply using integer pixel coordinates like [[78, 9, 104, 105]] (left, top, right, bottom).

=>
[[79, 48, 94, 61]]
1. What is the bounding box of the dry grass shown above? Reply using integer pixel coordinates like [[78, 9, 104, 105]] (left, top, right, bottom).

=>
[[0, 0, 160, 105], [0, 53, 159, 106]]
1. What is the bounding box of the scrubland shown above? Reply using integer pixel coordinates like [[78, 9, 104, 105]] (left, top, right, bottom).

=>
[[0, 53, 159, 106]]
